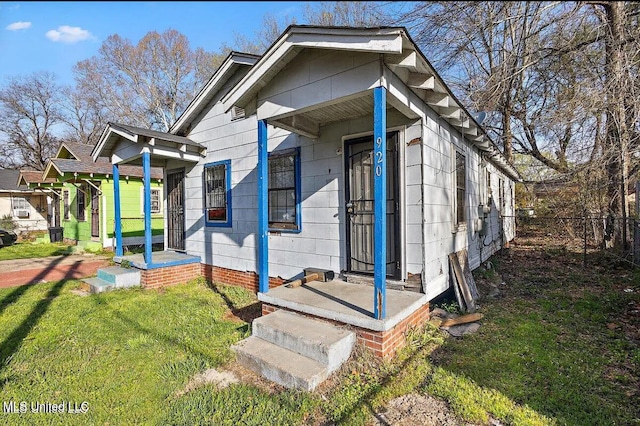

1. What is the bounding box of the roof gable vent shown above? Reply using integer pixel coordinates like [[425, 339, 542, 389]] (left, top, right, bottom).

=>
[[231, 105, 245, 120]]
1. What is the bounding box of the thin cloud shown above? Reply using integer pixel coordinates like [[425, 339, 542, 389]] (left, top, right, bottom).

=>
[[6, 21, 31, 31], [45, 25, 93, 43]]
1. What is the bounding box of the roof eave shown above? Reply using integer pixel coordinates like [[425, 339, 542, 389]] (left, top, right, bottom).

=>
[[170, 51, 260, 135], [221, 26, 405, 112]]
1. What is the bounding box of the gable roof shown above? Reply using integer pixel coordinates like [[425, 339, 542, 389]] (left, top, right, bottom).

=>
[[222, 26, 407, 113], [0, 169, 30, 192], [108, 122, 201, 147], [220, 25, 520, 181], [92, 122, 205, 165], [170, 51, 260, 135], [55, 142, 95, 161], [45, 141, 163, 180], [17, 170, 56, 187]]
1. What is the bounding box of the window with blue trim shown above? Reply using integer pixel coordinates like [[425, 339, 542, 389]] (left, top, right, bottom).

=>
[[204, 160, 232, 227], [268, 148, 301, 231]]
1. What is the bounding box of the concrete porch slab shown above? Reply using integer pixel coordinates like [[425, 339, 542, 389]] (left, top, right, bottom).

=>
[[258, 280, 428, 332], [114, 251, 201, 270]]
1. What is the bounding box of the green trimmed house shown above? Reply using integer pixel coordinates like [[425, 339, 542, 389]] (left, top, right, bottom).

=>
[[20, 142, 163, 250]]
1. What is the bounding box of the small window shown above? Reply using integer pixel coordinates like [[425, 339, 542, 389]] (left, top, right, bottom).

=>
[[499, 178, 505, 214], [486, 171, 492, 203], [455, 151, 466, 226], [77, 185, 86, 221], [204, 160, 232, 227], [12, 197, 29, 217], [63, 190, 70, 220], [150, 188, 161, 214], [268, 148, 301, 232]]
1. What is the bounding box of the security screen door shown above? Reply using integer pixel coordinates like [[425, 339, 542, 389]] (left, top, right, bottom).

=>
[[345, 132, 399, 278], [166, 169, 185, 251]]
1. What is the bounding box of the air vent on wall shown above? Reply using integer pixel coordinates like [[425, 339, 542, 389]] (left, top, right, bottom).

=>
[[231, 105, 245, 120]]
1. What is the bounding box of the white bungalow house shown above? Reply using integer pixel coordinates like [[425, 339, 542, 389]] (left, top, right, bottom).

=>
[[92, 26, 518, 369], [0, 169, 50, 234]]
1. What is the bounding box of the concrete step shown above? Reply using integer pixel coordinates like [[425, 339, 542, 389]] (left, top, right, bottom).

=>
[[232, 336, 329, 391], [83, 277, 115, 294], [253, 310, 355, 374], [97, 266, 140, 287]]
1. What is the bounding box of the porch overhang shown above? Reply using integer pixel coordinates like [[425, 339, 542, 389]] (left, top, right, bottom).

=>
[[93, 122, 206, 166]]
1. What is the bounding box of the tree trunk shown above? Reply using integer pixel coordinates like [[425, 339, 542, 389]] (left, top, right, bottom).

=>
[[603, 2, 630, 250]]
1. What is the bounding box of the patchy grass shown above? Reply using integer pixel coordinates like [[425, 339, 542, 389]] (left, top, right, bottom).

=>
[[0, 242, 74, 261], [0, 278, 255, 425], [430, 234, 640, 425], [0, 231, 638, 425], [164, 384, 317, 425]]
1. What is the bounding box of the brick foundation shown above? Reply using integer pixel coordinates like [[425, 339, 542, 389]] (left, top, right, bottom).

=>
[[201, 264, 284, 292], [261, 302, 430, 359], [140, 262, 201, 289]]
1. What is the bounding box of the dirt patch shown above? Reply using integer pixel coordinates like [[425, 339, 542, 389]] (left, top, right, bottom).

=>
[[177, 368, 240, 396], [372, 393, 473, 426], [222, 301, 263, 324]]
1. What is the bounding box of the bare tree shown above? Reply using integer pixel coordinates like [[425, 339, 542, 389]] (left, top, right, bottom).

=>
[[61, 85, 106, 145], [231, 13, 296, 55], [303, 1, 384, 26], [73, 29, 226, 132], [0, 72, 63, 169], [590, 1, 638, 248], [395, 2, 585, 166]]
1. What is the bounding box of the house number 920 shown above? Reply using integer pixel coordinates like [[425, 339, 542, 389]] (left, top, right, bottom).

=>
[[375, 137, 383, 177]]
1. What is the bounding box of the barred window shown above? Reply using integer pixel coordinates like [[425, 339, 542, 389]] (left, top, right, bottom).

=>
[[204, 160, 231, 227], [268, 149, 300, 231], [150, 188, 161, 214]]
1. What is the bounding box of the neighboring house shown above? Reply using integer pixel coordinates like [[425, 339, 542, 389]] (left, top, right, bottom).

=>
[[93, 26, 519, 360], [0, 169, 49, 233], [21, 142, 164, 249]]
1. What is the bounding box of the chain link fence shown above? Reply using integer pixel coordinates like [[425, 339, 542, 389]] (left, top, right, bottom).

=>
[[514, 214, 639, 267]]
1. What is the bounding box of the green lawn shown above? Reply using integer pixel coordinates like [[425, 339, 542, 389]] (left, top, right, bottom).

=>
[[0, 235, 637, 425], [0, 242, 75, 261], [0, 279, 262, 425]]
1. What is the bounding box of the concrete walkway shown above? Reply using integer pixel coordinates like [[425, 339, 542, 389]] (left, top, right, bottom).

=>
[[0, 254, 111, 288]]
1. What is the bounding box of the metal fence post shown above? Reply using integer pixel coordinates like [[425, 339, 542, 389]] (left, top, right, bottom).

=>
[[583, 212, 587, 267]]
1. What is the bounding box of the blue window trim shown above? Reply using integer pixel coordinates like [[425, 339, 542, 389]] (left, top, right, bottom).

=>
[[268, 147, 301, 234], [203, 159, 232, 227]]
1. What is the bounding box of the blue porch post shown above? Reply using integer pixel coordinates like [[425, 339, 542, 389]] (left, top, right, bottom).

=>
[[142, 151, 153, 265], [257, 120, 269, 293], [112, 164, 123, 257], [373, 86, 387, 320]]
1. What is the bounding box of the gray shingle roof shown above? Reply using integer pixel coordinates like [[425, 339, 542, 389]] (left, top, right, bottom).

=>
[[60, 142, 95, 161], [0, 169, 27, 191]]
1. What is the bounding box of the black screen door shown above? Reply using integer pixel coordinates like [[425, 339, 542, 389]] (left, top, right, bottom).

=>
[[167, 169, 185, 251], [345, 133, 399, 278], [91, 184, 100, 237]]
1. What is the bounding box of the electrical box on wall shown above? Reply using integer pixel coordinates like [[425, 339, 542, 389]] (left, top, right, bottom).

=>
[[478, 204, 490, 218], [477, 204, 489, 236]]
